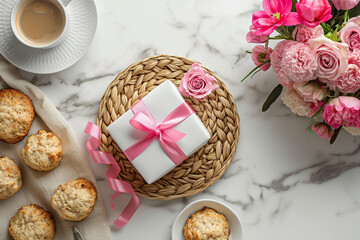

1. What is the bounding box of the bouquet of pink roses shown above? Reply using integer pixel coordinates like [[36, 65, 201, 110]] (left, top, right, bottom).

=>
[[244, 0, 360, 143]]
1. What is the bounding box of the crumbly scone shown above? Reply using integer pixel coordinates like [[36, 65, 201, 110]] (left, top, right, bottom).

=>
[[9, 204, 55, 240], [183, 207, 231, 240], [21, 130, 62, 171], [0, 89, 35, 144], [0, 156, 22, 200], [51, 178, 97, 221]]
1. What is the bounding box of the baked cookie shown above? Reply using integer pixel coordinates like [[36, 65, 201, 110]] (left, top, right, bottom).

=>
[[9, 204, 55, 240], [21, 130, 62, 171], [0, 156, 22, 200], [184, 207, 231, 240], [0, 89, 35, 144], [51, 178, 97, 221]]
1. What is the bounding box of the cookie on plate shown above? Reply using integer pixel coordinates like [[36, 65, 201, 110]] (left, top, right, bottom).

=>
[[51, 178, 97, 221], [0, 156, 22, 200], [9, 204, 55, 240], [21, 130, 62, 171], [0, 89, 35, 144], [183, 207, 231, 240]]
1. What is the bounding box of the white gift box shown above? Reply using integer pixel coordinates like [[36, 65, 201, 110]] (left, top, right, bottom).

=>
[[107, 80, 210, 184]]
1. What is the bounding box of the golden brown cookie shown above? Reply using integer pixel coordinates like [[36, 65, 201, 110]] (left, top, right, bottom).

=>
[[184, 207, 231, 240], [0, 156, 22, 200], [51, 178, 97, 221], [0, 89, 35, 144], [21, 130, 62, 171], [9, 204, 55, 240]]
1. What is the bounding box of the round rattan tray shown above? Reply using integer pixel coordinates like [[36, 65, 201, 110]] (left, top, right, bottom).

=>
[[97, 55, 240, 200]]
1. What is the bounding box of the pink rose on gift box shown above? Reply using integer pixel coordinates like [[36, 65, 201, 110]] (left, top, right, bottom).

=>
[[252, 0, 301, 36], [179, 62, 218, 99], [293, 24, 324, 44], [296, 0, 332, 27], [323, 96, 360, 129], [339, 22, 360, 52], [270, 40, 294, 88], [309, 36, 349, 80], [246, 25, 268, 43], [251, 45, 273, 71], [280, 42, 317, 82], [333, 0, 360, 10], [293, 82, 327, 103], [323, 64, 360, 93], [312, 123, 334, 140]]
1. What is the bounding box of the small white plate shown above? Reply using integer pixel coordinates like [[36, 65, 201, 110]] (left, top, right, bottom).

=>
[[0, 0, 97, 74], [172, 199, 243, 240]]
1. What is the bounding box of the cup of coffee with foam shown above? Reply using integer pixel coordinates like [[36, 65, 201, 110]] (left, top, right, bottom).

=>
[[11, 0, 71, 49]]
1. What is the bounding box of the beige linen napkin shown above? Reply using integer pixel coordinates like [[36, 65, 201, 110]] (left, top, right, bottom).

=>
[[0, 58, 111, 240]]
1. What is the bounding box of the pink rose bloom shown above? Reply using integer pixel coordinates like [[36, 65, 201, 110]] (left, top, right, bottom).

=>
[[349, 49, 360, 67], [281, 42, 317, 82], [332, 0, 360, 10], [312, 123, 334, 140], [251, 45, 273, 71], [252, 0, 302, 36], [339, 22, 360, 52], [293, 82, 327, 103], [309, 36, 349, 80], [296, 0, 332, 28], [179, 62, 218, 99], [293, 24, 324, 44], [246, 25, 268, 43], [323, 96, 360, 129], [323, 64, 360, 93]]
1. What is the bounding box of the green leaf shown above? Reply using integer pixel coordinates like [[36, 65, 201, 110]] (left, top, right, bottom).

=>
[[262, 84, 283, 112], [330, 126, 342, 144]]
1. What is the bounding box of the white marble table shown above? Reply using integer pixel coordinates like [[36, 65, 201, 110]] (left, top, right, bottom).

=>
[[17, 0, 360, 239]]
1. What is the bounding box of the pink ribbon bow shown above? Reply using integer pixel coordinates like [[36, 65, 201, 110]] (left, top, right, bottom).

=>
[[123, 100, 195, 165], [84, 122, 139, 228]]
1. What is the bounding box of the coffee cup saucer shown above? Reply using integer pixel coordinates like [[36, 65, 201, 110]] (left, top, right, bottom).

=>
[[0, 0, 97, 74]]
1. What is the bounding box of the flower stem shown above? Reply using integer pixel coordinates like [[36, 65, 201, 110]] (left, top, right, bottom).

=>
[[241, 60, 270, 82]]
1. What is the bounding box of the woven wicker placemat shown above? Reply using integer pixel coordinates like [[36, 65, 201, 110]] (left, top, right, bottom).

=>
[[97, 55, 240, 200]]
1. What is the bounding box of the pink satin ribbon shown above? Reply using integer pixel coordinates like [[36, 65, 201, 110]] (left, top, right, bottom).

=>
[[123, 100, 195, 165], [84, 122, 139, 228]]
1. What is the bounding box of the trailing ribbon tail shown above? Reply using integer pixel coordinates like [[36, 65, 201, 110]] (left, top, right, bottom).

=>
[[84, 122, 139, 228]]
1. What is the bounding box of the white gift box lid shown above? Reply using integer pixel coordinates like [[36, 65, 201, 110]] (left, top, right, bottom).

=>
[[107, 80, 210, 184]]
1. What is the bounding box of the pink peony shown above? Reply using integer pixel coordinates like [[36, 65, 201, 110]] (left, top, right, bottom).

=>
[[312, 123, 334, 140], [323, 96, 360, 129], [270, 40, 294, 88], [179, 62, 218, 99], [246, 25, 268, 43], [293, 24, 324, 44], [252, 0, 302, 36], [280, 42, 317, 82], [293, 82, 327, 103], [332, 0, 360, 10], [309, 36, 349, 80], [348, 49, 360, 67], [296, 0, 332, 27], [322, 64, 360, 93], [251, 45, 273, 71], [339, 22, 360, 52]]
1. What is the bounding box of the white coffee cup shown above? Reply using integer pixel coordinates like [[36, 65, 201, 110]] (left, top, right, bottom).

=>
[[11, 0, 71, 49]]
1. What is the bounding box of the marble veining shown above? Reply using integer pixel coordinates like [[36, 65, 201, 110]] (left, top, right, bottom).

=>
[[11, 0, 360, 239]]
